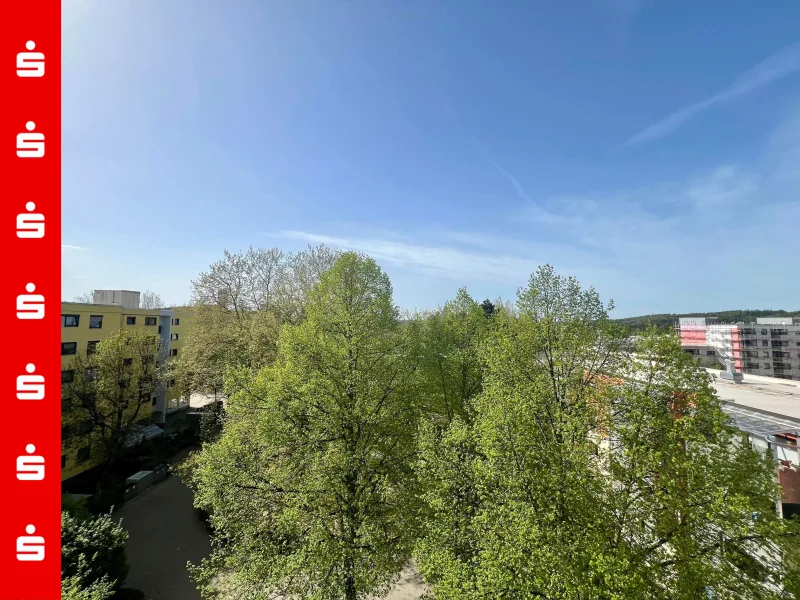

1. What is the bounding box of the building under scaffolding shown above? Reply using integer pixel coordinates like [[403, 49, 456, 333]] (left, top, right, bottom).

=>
[[679, 317, 800, 381]]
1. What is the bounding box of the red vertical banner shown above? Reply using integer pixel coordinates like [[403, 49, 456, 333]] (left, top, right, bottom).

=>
[[0, 1, 61, 598]]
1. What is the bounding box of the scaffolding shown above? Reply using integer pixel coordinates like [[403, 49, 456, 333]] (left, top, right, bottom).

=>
[[678, 317, 743, 379]]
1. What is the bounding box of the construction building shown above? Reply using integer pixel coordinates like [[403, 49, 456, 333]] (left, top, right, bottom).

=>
[[679, 316, 800, 381], [61, 290, 191, 481]]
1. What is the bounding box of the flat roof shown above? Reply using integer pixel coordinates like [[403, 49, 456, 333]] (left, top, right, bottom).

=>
[[707, 369, 800, 435]]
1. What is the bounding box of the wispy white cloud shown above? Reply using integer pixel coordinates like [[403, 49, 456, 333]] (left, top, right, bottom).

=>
[[493, 162, 534, 205], [627, 42, 800, 145], [62, 244, 89, 251], [282, 230, 546, 283]]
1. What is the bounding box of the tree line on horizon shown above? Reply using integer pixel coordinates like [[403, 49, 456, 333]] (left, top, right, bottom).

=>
[[616, 309, 800, 332]]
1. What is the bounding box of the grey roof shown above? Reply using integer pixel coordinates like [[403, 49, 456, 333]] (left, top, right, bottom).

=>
[[722, 402, 800, 438]]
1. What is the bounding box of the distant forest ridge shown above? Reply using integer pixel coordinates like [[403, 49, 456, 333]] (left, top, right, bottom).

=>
[[615, 310, 800, 332]]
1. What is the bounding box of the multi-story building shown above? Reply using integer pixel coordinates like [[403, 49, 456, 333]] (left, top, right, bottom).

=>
[[740, 318, 800, 381], [61, 290, 191, 481], [679, 316, 800, 381]]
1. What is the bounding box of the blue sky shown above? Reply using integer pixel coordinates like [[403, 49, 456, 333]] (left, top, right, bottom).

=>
[[63, 1, 800, 317]]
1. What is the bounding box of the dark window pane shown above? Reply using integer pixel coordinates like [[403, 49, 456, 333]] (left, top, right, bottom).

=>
[[62, 314, 80, 327], [126, 316, 136, 325], [145, 317, 157, 326], [61, 342, 77, 355], [89, 315, 103, 329], [76, 446, 91, 464], [61, 369, 75, 384], [87, 341, 98, 355]]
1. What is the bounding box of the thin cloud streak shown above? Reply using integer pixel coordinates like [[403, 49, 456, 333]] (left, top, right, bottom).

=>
[[493, 162, 534, 205], [62, 244, 89, 251], [627, 42, 800, 145]]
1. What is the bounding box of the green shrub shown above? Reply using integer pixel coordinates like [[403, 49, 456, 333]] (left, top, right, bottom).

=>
[[62, 511, 129, 590], [62, 494, 93, 521]]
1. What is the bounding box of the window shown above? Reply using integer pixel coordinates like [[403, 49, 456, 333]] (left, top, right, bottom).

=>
[[61, 369, 75, 384], [76, 446, 91, 464], [145, 317, 157, 326], [62, 314, 80, 327], [762, 329, 768, 335], [76, 419, 93, 435], [85, 367, 97, 382], [764, 363, 771, 369], [89, 315, 103, 329], [126, 316, 136, 325], [762, 340, 769, 347], [62, 396, 72, 413], [61, 455, 67, 469], [171, 333, 179, 341], [764, 351, 770, 358], [61, 342, 77, 355], [80, 393, 96, 410], [169, 379, 176, 388], [170, 348, 178, 357], [173, 317, 180, 326], [158, 325, 162, 334], [87, 341, 99, 355], [152, 396, 157, 406], [706, 350, 715, 355]]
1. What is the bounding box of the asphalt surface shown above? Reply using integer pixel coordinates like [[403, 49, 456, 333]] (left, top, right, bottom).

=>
[[115, 447, 427, 600], [115, 450, 210, 600]]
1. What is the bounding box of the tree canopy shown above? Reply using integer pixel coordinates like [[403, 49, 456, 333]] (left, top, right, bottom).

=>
[[184, 252, 419, 599], [178, 258, 799, 599], [63, 327, 164, 472]]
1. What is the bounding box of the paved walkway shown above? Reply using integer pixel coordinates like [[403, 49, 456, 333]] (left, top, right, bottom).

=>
[[115, 447, 427, 600], [115, 451, 211, 600]]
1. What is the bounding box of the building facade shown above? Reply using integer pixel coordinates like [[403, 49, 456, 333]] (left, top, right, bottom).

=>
[[679, 316, 800, 381], [61, 290, 191, 481]]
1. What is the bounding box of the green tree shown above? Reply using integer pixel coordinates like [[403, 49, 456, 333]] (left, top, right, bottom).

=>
[[414, 288, 490, 424], [62, 511, 129, 592], [177, 244, 339, 400], [184, 252, 419, 599], [62, 328, 163, 473], [62, 573, 114, 600], [416, 265, 798, 599]]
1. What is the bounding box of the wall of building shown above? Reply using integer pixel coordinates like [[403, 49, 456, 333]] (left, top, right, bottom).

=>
[[679, 317, 800, 381], [60, 301, 193, 482], [740, 324, 800, 380]]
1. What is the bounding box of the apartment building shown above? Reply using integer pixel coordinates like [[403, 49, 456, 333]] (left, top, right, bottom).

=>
[[61, 290, 191, 481], [741, 318, 800, 381], [679, 316, 800, 381]]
